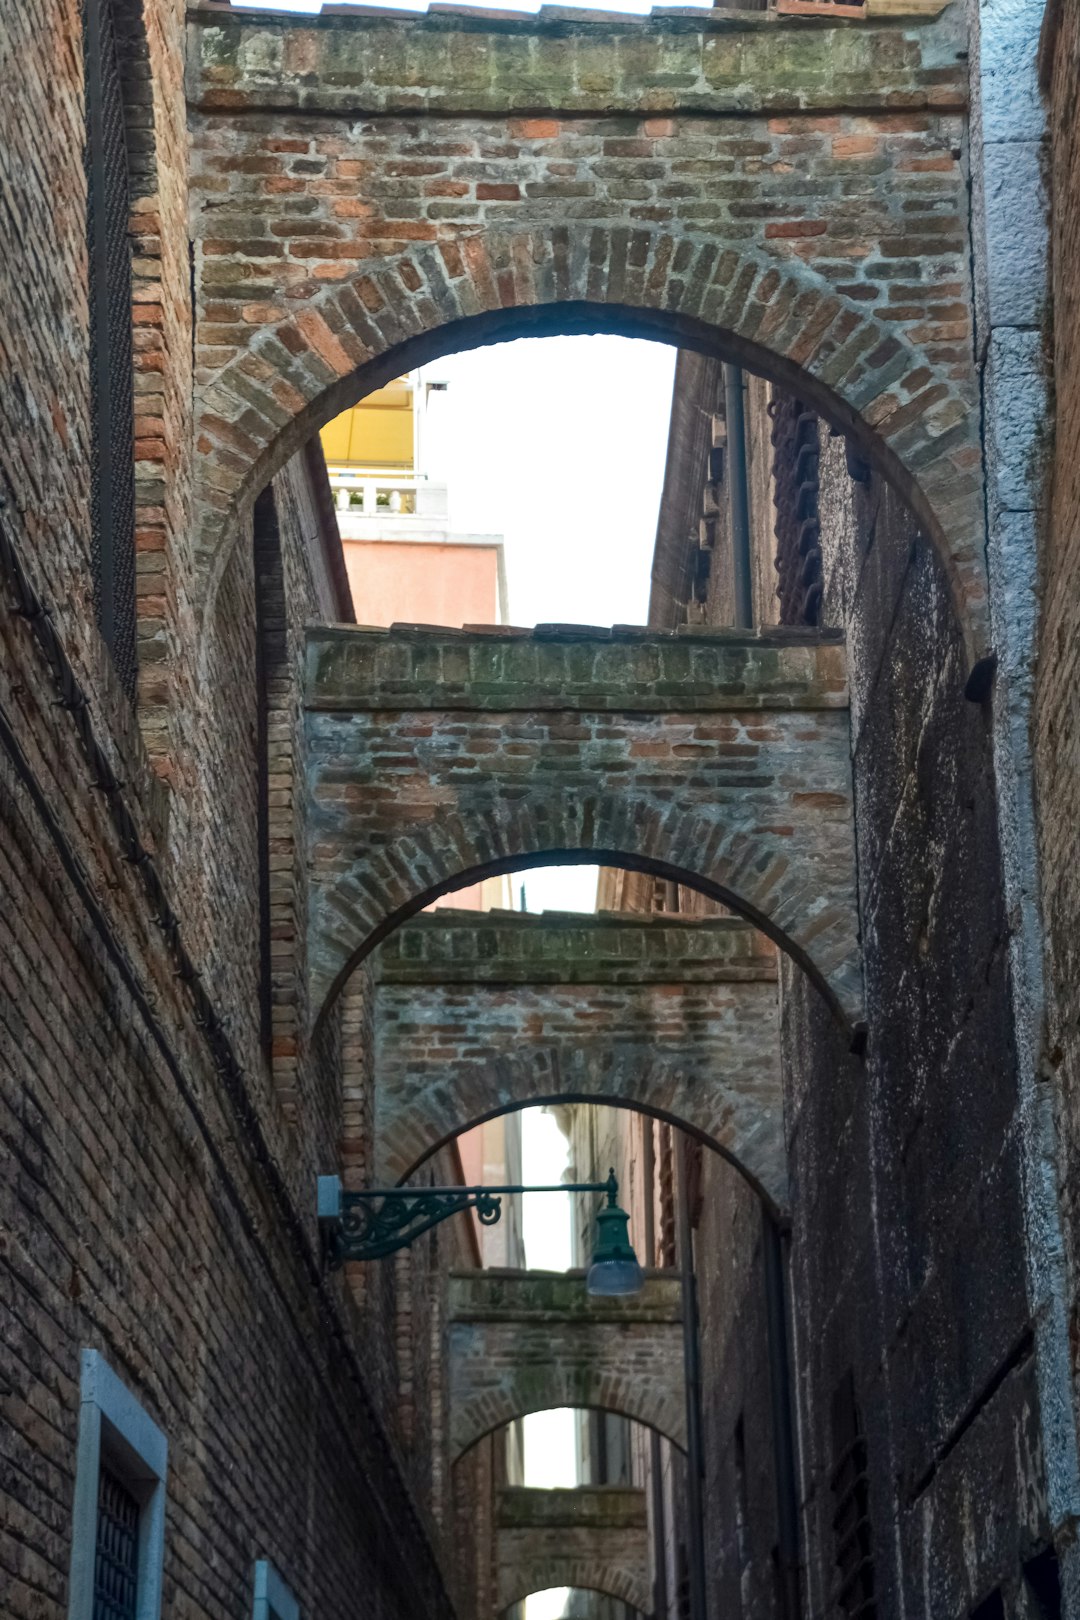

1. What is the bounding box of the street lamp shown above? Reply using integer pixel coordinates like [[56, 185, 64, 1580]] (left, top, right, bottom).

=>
[[317, 1167, 643, 1297]]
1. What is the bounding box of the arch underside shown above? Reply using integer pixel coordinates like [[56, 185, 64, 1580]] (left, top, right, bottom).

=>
[[499, 1589, 647, 1620], [498, 1563, 651, 1618], [453, 1390, 687, 1463], [195, 224, 987, 667], [379, 1039, 786, 1213]]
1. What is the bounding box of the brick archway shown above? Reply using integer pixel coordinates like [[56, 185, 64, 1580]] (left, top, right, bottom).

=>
[[196, 262, 985, 662], [449, 1270, 686, 1460], [373, 910, 786, 1208], [188, 0, 985, 657], [306, 624, 862, 1034], [499, 1563, 651, 1618], [501, 1568, 650, 1620], [495, 1487, 651, 1619]]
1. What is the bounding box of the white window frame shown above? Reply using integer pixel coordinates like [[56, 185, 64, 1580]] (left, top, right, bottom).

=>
[[68, 1348, 168, 1620], [253, 1559, 300, 1620]]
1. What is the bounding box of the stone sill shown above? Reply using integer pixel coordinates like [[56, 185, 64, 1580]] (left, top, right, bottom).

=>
[[192, 0, 954, 30]]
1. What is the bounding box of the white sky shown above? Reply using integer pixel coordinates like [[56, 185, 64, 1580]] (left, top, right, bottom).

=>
[[426, 335, 676, 917]]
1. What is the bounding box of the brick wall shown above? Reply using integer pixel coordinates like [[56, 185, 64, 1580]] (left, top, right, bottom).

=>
[[786, 429, 1042, 1612], [694, 1158, 780, 1620], [0, 3, 485, 1611]]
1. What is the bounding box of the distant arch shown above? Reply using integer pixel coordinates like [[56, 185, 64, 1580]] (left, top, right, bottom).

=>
[[500, 1590, 647, 1620], [455, 1398, 685, 1466], [499, 1563, 651, 1618], [393, 1081, 783, 1217]]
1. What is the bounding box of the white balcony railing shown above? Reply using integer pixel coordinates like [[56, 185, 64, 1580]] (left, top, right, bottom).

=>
[[328, 469, 450, 523]]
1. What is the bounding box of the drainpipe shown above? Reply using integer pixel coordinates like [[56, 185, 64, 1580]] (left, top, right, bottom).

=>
[[723, 363, 754, 629], [762, 1212, 802, 1620], [643, 1124, 671, 1620], [676, 1137, 709, 1620]]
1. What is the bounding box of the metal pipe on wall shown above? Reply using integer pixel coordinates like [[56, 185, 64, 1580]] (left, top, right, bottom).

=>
[[676, 1136, 709, 1620], [763, 1212, 803, 1620], [723, 362, 754, 630], [643, 1122, 671, 1620]]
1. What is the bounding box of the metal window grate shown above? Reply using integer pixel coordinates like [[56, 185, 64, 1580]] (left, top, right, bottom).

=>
[[84, 0, 139, 699], [93, 1467, 140, 1620], [769, 393, 823, 628], [829, 1372, 876, 1619]]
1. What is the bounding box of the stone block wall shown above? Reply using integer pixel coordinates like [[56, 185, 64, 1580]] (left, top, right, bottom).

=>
[[623, 349, 1049, 1614], [1036, 0, 1080, 1442]]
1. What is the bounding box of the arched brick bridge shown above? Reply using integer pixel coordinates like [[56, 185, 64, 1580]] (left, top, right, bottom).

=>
[[187, 1, 986, 655], [304, 624, 859, 1032], [373, 909, 785, 1207], [448, 1269, 685, 1458], [496, 1487, 651, 1616]]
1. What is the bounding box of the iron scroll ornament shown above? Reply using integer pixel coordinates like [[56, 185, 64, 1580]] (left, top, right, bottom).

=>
[[327, 1185, 504, 1266], [317, 1172, 621, 1268]]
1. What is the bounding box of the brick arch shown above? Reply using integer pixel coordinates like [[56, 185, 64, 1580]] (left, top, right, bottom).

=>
[[449, 1269, 686, 1462], [454, 1394, 686, 1465], [382, 1049, 786, 1218], [399, 1087, 783, 1215], [307, 623, 861, 1033], [327, 842, 856, 1033], [195, 227, 986, 663], [374, 907, 784, 1203], [507, 1589, 647, 1620], [499, 1564, 651, 1618]]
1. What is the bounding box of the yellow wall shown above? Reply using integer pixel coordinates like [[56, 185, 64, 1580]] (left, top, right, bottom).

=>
[[320, 378, 414, 469]]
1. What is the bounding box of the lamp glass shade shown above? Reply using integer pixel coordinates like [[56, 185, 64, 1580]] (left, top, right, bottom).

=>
[[586, 1200, 644, 1297]]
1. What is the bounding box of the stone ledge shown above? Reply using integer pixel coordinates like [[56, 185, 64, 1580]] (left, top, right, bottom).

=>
[[378, 910, 778, 983], [305, 625, 849, 711], [449, 1267, 683, 1321], [497, 1486, 648, 1530], [188, 2, 967, 118]]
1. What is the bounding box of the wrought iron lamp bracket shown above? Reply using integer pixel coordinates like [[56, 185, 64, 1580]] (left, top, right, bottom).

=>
[[317, 1171, 619, 1268]]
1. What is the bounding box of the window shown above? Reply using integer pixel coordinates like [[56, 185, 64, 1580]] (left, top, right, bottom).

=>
[[68, 1350, 168, 1620], [83, 0, 139, 697], [829, 1369, 875, 1619], [768, 392, 823, 628], [253, 1560, 300, 1620]]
